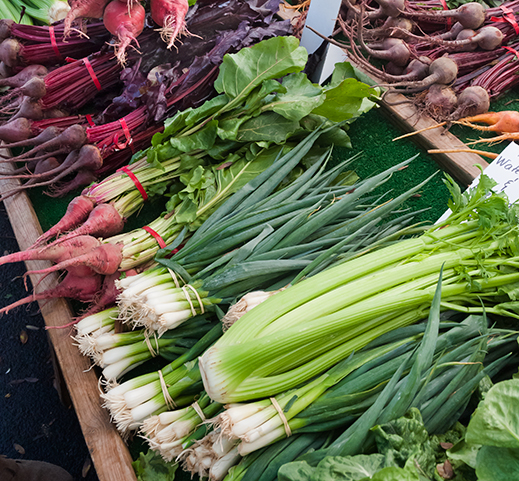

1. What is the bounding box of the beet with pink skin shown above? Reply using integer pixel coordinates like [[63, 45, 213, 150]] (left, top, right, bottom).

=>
[[44, 203, 125, 249], [0, 117, 32, 143], [25, 242, 123, 280], [0, 234, 100, 267], [0, 272, 103, 315], [32, 195, 97, 247]]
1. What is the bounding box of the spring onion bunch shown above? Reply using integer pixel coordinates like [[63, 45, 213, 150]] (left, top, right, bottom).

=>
[[197, 172, 519, 404], [75, 311, 216, 381], [116, 126, 431, 335], [141, 392, 222, 463], [101, 321, 223, 433], [182, 284, 518, 480]]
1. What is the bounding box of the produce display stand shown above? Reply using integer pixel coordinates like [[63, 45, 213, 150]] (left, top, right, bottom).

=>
[[0, 151, 138, 481], [0, 4, 500, 480]]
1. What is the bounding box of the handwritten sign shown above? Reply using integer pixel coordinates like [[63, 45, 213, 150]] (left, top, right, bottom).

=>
[[437, 142, 519, 222]]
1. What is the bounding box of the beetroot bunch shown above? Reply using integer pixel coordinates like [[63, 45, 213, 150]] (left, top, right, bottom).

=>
[[331, 0, 519, 121]]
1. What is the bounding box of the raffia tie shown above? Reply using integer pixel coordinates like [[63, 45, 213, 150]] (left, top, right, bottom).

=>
[[270, 397, 292, 437], [191, 401, 206, 422], [182, 284, 205, 316], [144, 331, 159, 357], [158, 369, 176, 410], [167, 268, 184, 289]]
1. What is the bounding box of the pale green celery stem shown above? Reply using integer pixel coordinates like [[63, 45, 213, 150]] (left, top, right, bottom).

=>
[[220, 222, 479, 345], [201, 273, 481, 403], [253, 269, 459, 379], [209, 268, 519, 402], [257, 248, 476, 339], [234, 335, 416, 441]]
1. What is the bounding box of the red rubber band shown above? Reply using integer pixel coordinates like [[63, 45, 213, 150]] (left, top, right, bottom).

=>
[[83, 58, 102, 91], [491, 6, 519, 34], [117, 166, 148, 201], [49, 26, 62, 60], [65, 57, 76, 63], [114, 118, 134, 152], [142, 226, 167, 249], [503, 45, 519, 58], [85, 114, 95, 127], [439, 0, 452, 28]]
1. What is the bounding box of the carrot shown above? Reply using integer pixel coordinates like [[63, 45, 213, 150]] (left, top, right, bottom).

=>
[[455, 111, 519, 134], [0, 272, 103, 315]]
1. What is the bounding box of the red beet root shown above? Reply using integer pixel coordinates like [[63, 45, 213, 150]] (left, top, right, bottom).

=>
[[103, 0, 145, 65], [0, 117, 32, 142], [0, 272, 103, 315], [32, 195, 96, 247], [151, 0, 189, 49], [0, 64, 47, 88], [64, 0, 111, 38], [25, 242, 123, 278], [46, 203, 125, 248], [0, 235, 100, 267]]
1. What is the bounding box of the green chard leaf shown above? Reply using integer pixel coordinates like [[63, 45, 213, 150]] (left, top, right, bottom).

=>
[[475, 446, 519, 481], [132, 449, 178, 481], [170, 119, 218, 152], [214, 36, 307, 104], [314, 455, 386, 481], [313, 78, 377, 123], [236, 112, 300, 143], [466, 379, 519, 448], [264, 72, 325, 122]]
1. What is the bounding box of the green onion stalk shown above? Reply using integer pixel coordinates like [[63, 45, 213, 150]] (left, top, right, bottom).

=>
[[116, 128, 432, 336], [100, 321, 222, 433], [190, 303, 517, 480], [213, 318, 517, 458], [197, 173, 519, 404], [141, 392, 222, 463], [74, 312, 216, 381]]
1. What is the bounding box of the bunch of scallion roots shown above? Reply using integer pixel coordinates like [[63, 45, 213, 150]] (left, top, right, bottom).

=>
[[75, 152, 519, 479]]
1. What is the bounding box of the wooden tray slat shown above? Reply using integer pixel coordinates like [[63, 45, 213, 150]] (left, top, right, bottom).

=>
[[0, 151, 137, 481]]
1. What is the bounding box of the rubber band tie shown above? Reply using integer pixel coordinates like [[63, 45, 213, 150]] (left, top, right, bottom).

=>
[[48, 26, 62, 60], [83, 57, 102, 91], [117, 166, 148, 201], [270, 397, 292, 437], [85, 114, 95, 127], [114, 118, 134, 152], [503, 45, 519, 58], [158, 370, 176, 409], [439, 0, 452, 28], [142, 226, 166, 249], [491, 5, 519, 34]]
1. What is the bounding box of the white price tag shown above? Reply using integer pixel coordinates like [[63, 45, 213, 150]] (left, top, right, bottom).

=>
[[437, 142, 519, 223]]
